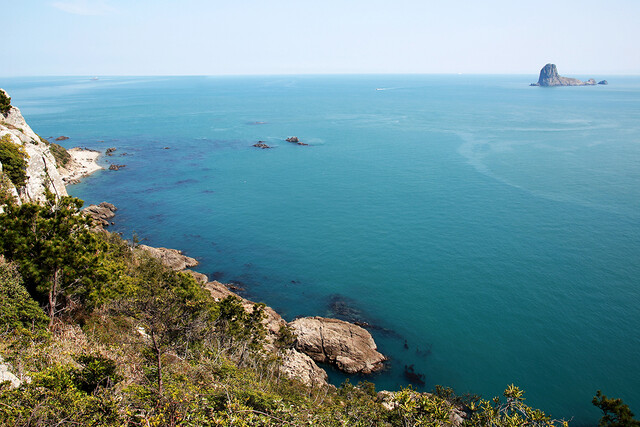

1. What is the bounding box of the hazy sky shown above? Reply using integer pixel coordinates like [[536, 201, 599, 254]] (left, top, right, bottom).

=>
[[3, 0, 639, 76]]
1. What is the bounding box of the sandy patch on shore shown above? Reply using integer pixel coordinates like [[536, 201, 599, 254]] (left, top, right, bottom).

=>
[[59, 147, 103, 185]]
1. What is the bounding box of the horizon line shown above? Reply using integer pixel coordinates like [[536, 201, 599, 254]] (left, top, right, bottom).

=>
[[2, 72, 638, 79]]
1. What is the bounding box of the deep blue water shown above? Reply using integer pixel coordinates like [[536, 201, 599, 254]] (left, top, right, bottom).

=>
[[3, 75, 640, 425]]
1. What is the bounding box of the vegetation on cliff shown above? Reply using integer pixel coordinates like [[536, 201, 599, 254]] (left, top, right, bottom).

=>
[[0, 196, 637, 426], [49, 142, 71, 167], [0, 90, 10, 116], [0, 134, 28, 188]]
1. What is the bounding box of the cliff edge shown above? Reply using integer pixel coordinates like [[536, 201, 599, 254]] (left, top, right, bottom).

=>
[[0, 89, 68, 204]]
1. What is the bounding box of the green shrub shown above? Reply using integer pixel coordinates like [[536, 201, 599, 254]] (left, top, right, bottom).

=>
[[50, 142, 71, 167], [0, 91, 10, 116], [73, 354, 122, 393], [0, 134, 28, 188], [593, 390, 640, 427], [0, 257, 49, 333]]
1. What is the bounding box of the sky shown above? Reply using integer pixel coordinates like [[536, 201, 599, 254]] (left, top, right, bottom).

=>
[[2, 0, 639, 76]]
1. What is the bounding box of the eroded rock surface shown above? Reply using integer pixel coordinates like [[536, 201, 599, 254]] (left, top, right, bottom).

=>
[[139, 245, 199, 271], [0, 90, 68, 203], [289, 316, 386, 374], [83, 202, 117, 227], [280, 348, 328, 387]]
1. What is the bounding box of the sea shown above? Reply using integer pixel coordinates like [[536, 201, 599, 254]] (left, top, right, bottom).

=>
[[3, 74, 639, 425]]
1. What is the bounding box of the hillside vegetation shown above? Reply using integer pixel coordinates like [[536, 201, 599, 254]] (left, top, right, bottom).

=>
[[0, 194, 636, 426]]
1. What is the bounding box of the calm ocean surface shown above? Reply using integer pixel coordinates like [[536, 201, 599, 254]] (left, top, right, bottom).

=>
[[4, 75, 639, 424]]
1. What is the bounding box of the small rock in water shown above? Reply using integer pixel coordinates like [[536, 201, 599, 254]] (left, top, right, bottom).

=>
[[253, 141, 271, 149], [403, 364, 426, 387], [105, 147, 116, 155], [108, 164, 126, 171], [55, 136, 70, 141], [286, 136, 309, 146]]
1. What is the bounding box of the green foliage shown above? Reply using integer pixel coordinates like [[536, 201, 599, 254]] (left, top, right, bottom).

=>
[[216, 295, 266, 350], [0, 90, 10, 116], [0, 133, 28, 188], [0, 194, 105, 326], [0, 364, 122, 426], [73, 354, 122, 393], [467, 384, 568, 426], [593, 390, 640, 427], [49, 142, 71, 167], [0, 257, 49, 333]]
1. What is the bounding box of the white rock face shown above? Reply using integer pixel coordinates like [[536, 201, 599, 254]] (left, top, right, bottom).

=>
[[0, 91, 68, 203], [0, 355, 22, 388]]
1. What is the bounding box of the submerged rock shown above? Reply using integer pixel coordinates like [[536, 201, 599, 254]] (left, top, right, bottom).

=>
[[55, 136, 70, 141], [289, 316, 387, 374]]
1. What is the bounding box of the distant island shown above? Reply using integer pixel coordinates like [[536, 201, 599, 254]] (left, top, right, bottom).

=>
[[531, 63, 607, 87]]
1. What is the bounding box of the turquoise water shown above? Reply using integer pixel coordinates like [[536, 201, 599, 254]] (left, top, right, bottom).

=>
[[4, 75, 640, 424]]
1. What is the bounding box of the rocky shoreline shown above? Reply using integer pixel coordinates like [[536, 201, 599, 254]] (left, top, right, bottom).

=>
[[75, 185, 387, 387], [58, 147, 103, 184]]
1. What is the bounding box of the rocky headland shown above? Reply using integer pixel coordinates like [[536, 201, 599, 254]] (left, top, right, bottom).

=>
[[0, 87, 388, 389], [531, 63, 605, 87]]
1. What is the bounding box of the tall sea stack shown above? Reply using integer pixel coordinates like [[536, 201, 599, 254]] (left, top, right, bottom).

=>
[[531, 64, 598, 87]]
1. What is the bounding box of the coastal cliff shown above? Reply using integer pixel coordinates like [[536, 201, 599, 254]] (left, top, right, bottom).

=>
[[531, 63, 603, 87], [0, 89, 67, 204]]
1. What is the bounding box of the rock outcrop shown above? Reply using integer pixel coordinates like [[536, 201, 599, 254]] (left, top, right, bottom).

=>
[[253, 141, 271, 149], [531, 64, 599, 87], [83, 202, 117, 227], [139, 245, 199, 271], [280, 348, 328, 387], [0, 355, 22, 388], [289, 316, 387, 374], [0, 89, 68, 204], [286, 136, 309, 146], [205, 280, 329, 387], [598, 80, 608, 85]]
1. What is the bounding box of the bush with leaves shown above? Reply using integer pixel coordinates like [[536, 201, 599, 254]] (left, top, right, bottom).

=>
[[0, 90, 10, 116], [0, 257, 49, 335], [0, 134, 28, 188], [0, 194, 105, 327], [593, 390, 640, 427], [467, 384, 568, 426]]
